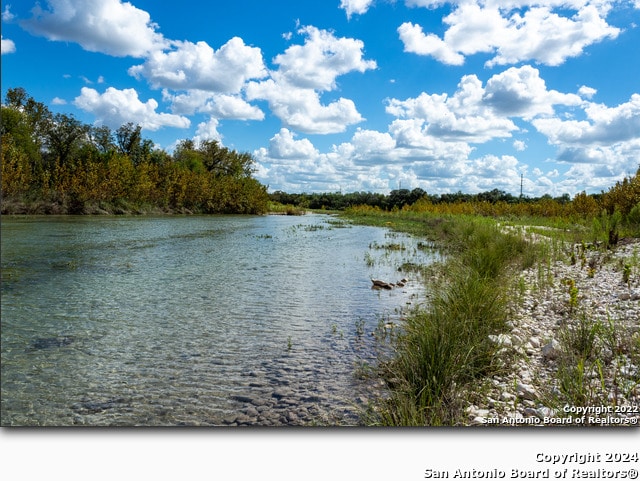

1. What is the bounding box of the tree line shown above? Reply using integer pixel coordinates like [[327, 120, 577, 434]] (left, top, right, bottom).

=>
[[1, 87, 269, 214], [269, 187, 572, 211], [270, 177, 640, 220]]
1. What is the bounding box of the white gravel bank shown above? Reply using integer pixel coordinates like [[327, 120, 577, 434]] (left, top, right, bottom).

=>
[[466, 237, 640, 427]]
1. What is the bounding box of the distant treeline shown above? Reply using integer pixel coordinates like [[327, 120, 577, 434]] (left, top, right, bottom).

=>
[[1, 87, 269, 215], [271, 171, 640, 221], [270, 188, 568, 211]]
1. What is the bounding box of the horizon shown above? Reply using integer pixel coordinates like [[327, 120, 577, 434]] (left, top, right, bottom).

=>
[[2, 1, 639, 196]]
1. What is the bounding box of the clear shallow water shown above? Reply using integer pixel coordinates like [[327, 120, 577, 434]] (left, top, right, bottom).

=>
[[1, 214, 437, 426]]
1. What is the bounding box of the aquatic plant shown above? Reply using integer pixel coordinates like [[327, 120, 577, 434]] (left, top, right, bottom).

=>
[[364, 251, 375, 267], [355, 318, 366, 338]]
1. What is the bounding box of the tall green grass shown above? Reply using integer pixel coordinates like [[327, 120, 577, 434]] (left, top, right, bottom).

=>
[[545, 313, 640, 419], [354, 214, 536, 426]]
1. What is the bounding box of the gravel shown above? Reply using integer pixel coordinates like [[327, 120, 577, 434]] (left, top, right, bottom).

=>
[[466, 237, 640, 427]]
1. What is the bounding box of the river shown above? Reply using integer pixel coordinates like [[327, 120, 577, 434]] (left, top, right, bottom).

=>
[[1, 214, 437, 426]]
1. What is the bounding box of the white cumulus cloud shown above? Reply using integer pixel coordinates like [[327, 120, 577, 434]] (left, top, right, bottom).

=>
[[397, 22, 465, 65], [266, 128, 319, 159], [483, 65, 583, 119], [193, 118, 222, 145], [340, 0, 375, 19], [271, 26, 377, 91], [163, 90, 264, 120], [387, 67, 579, 142], [513, 139, 527, 151], [530, 94, 640, 179], [21, 0, 168, 57], [578, 85, 598, 99], [533, 94, 640, 146], [399, 1, 621, 67], [247, 79, 365, 134], [1, 35, 16, 54], [246, 26, 375, 134], [254, 129, 349, 192], [349, 129, 397, 161], [385, 66, 583, 144], [74, 86, 190, 131], [128, 37, 267, 93]]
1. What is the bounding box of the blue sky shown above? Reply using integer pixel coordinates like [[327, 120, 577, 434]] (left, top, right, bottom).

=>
[[2, 0, 639, 196]]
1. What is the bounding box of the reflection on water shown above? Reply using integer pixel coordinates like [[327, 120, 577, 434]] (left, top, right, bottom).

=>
[[1, 214, 437, 426]]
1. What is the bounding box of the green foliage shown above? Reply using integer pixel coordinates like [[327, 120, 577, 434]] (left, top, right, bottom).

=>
[[592, 210, 623, 248], [565, 279, 579, 314], [342, 198, 638, 426], [627, 203, 640, 236], [369, 218, 532, 426], [44, 113, 89, 167], [1, 88, 269, 215], [623, 264, 631, 285], [572, 191, 600, 218], [602, 166, 640, 217], [549, 314, 638, 418], [561, 315, 602, 361], [556, 357, 604, 409]]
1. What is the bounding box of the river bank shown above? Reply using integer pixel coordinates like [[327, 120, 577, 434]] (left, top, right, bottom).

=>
[[1, 198, 314, 216], [0, 198, 196, 216], [342, 209, 639, 426], [466, 235, 640, 426]]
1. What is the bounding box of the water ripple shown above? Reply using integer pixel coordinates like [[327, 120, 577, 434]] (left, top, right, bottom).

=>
[[1, 215, 436, 426]]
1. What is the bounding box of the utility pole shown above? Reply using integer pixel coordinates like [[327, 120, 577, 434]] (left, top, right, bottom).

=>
[[520, 173, 524, 199]]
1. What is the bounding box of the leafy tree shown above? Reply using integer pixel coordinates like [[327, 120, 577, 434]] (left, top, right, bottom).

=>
[[602, 167, 640, 217], [174, 139, 205, 173], [387, 189, 412, 209], [1, 134, 33, 198], [89, 125, 116, 155], [4, 87, 52, 152], [116, 122, 141, 156], [149, 148, 172, 166], [44, 113, 89, 166], [115, 122, 152, 165], [199, 140, 254, 178], [4, 86, 29, 108], [572, 191, 599, 218], [1, 105, 40, 162], [1, 88, 271, 215]]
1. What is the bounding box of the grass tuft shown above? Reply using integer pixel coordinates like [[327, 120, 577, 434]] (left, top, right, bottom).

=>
[[365, 218, 534, 425]]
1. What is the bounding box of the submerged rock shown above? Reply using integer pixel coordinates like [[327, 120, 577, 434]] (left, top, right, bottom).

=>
[[28, 336, 74, 351], [72, 397, 128, 414]]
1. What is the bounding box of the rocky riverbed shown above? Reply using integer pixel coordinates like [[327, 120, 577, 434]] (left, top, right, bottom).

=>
[[220, 352, 387, 427], [467, 236, 640, 427], [221, 235, 640, 427]]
